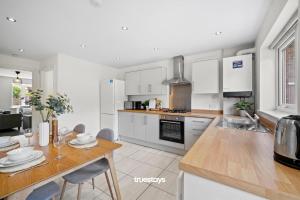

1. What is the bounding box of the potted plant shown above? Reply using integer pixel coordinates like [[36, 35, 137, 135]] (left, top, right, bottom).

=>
[[29, 90, 73, 146], [234, 100, 253, 117], [12, 85, 21, 105]]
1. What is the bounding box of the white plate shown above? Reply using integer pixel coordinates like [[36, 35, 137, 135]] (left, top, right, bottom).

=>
[[0, 136, 11, 145], [69, 137, 96, 146], [0, 150, 43, 167], [0, 140, 18, 148]]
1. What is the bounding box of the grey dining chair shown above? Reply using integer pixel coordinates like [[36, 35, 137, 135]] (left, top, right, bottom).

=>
[[73, 124, 85, 134], [60, 128, 115, 200], [26, 181, 60, 200]]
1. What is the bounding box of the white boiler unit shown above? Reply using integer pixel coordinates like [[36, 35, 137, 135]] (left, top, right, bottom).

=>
[[100, 79, 127, 140], [223, 54, 252, 93]]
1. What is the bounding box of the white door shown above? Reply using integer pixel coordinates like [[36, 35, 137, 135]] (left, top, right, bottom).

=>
[[145, 114, 159, 143], [192, 60, 219, 94], [133, 113, 146, 140], [40, 69, 54, 102], [125, 71, 140, 95], [140, 68, 163, 95], [118, 112, 133, 137], [101, 80, 114, 114]]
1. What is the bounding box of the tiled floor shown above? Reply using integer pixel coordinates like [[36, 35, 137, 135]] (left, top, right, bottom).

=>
[[56, 140, 181, 200]]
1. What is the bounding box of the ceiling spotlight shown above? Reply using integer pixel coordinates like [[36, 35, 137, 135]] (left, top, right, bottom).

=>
[[18, 49, 24, 52], [6, 17, 16, 22], [80, 44, 86, 48], [215, 31, 222, 35], [121, 26, 128, 31]]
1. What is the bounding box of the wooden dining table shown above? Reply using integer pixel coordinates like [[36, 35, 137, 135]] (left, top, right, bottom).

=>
[[0, 133, 122, 200]]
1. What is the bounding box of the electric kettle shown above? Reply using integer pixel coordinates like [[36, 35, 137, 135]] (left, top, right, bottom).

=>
[[274, 115, 300, 169]]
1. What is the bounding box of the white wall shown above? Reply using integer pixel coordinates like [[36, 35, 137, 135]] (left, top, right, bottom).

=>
[[56, 54, 118, 133], [0, 53, 40, 128], [118, 44, 253, 112], [298, 0, 300, 114], [0, 76, 13, 110]]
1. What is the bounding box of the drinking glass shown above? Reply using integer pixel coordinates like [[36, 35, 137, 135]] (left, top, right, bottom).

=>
[[53, 133, 65, 160], [24, 128, 33, 146]]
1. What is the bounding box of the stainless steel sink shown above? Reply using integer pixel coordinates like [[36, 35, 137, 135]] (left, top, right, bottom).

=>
[[216, 117, 270, 133]]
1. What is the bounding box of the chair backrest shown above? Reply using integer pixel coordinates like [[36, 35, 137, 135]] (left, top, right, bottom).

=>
[[96, 128, 115, 142], [73, 124, 85, 134]]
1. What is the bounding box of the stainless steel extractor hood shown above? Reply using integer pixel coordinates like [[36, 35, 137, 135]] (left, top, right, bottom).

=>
[[162, 55, 191, 85]]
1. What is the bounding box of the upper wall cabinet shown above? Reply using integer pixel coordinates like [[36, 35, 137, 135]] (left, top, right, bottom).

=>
[[192, 59, 219, 94], [125, 71, 140, 95], [125, 67, 167, 95], [223, 54, 252, 92]]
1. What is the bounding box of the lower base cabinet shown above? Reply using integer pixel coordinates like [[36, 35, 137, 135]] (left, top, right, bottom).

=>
[[183, 172, 267, 200], [118, 112, 159, 143]]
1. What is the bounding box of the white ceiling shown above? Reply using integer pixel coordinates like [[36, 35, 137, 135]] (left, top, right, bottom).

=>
[[0, 0, 273, 68]]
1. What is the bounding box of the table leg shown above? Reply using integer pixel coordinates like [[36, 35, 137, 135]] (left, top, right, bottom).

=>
[[105, 152, 121, 200]]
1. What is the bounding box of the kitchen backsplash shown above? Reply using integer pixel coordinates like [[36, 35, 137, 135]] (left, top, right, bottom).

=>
[[128, 95, 169, 108]]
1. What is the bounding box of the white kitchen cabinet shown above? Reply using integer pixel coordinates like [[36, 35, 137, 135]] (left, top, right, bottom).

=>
[[192, 59, 219, 94], [133, 113, 147, 141], [140, 68, 166, 95], [125, 67, 167, 95], [145, 114, 160, 143], [118, 112, 159, 143], [223, 54, 252, 92], [118, 112, 134, 137], [184, 172, 267, 200], [184, 117, 212, 150], [125, 71, 140, 95]]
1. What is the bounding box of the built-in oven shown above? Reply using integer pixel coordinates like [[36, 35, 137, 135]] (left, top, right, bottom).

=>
[[159, 115, 184, 144]]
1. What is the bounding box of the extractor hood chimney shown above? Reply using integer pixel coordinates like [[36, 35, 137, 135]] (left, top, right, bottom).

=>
[[162, 55, 191, 85]]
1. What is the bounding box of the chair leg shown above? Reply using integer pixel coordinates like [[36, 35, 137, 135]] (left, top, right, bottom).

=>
[[60, 180, 67, 200], [77, 183, 82, 200], [92, 178, 95, 190], [105, 171, 114, 200]]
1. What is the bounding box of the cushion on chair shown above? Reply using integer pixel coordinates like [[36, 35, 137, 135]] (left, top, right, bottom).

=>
[[97, 128, 115, 141], [63, 158, 109, 184], [26, 181, 60, 200], [73, 124, 85, 134]]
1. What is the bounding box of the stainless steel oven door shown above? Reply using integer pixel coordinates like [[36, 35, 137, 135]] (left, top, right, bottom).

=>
[[159, 119, 184, 144]]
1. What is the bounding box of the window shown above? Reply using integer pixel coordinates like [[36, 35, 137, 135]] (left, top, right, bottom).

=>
[[274, 14, 297, 112], [278, 36, 296, 108]]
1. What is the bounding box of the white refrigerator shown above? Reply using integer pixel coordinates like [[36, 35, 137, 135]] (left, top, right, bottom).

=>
[[100, 79, 127, 140]]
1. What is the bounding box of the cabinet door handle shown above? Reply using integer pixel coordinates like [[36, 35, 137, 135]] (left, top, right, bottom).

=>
[[192, 133, 201, 136], [192, 81, 194, 91], [192, 120, 206, 123], [192, 128, 203, 131], [148, 84, 152, 93]]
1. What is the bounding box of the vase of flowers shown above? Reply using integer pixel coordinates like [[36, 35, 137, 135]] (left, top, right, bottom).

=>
[[234, 100, 253, 117], [46, 94, 73, 143], [29, 90, 73, 146]]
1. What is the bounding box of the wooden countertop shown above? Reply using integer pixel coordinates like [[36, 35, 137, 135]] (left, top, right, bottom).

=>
[[179, 116, 300, 200]]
